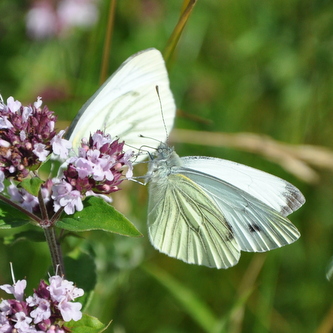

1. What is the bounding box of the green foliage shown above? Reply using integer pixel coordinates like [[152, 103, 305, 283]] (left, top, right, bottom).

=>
[[65, 252, 97, 310], [56, 197, 142, 237], [3, 229, 46, 244], [0, 200, 31, 228], [66, 314, 108, 333], [19, 177, 44, 197], [143, 263, 221, 332]]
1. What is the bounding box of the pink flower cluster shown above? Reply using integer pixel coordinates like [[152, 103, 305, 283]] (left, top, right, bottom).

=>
[[0, 96, 133, 219], [53, 131, 133, 214], [0, 96, 70, 181], [26, 0, 99, 40], [0, 274, 83, 332]]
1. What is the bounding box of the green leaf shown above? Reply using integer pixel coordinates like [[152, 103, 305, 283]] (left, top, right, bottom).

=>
[[4, 230, 45, 244], [64, 251, 97, 310], [0, 200, 31, 229], [19, 177, 44, 196], [56, 197, 142, 237], [66, 314, 108, 333], [163, 0, 197, 65]]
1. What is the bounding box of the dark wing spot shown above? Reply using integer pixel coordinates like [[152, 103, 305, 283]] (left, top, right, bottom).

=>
[[280, 184, 306, 216], [226, 221, 233, 232], [226, 221, 234, 241], [248, 223, 261, 233]]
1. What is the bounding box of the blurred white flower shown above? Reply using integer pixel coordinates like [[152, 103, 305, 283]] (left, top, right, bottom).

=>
[[26, 0, 99, 40], [26, 1, 58, 39], [58, 0, 98, 29]]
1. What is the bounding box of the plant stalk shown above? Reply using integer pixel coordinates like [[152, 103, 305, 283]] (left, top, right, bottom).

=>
[[44, 227, 65, 276]]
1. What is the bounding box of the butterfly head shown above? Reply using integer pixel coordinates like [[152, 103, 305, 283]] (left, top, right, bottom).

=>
[[144, 142, 182, 185]]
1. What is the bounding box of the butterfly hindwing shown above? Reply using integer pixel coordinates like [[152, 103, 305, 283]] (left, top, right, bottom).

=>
[[148, 173, 241, 269]]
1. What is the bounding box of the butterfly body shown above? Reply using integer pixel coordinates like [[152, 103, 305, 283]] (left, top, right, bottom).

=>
[[146, 143, 305, 269]]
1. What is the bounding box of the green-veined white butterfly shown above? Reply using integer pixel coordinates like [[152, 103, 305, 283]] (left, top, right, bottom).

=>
[[145, 142, 305, 269], [66, 48, 176, 158]]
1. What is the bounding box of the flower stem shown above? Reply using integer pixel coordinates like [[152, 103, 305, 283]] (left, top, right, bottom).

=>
[[37, 189, 64, 275], [44, 227, 65, 276], [0, 193, 42, 224]]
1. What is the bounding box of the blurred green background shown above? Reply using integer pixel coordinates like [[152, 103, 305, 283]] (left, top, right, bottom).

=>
[[1, 0, 333, 332]]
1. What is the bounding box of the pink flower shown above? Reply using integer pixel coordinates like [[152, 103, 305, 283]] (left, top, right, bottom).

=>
[[58, 299, 82, 321], [51, 130, 72, 159], [52, 180, 83, 214], [26, 1, 58, 39], [28, 297, 51, 324], [48, 275, 83, 321], [33, 143, 49, 162], [13, 311, 32, 331], [0, 279, 27, 301], [7, 184, 39, 213]]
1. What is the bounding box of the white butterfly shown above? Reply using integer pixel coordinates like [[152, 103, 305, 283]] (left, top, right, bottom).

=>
[[66, 48, 176, 159], [145, 143, 305, 269]]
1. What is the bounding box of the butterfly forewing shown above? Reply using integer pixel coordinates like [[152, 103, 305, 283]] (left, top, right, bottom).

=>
[[148, 173, 241, 269], [179, 167, 300, 252], [67, 48, 175, 159]]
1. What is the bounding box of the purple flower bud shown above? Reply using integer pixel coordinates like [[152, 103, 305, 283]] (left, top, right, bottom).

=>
[[8, 299, 28, 314], [36, 318, 52, 331], [35, 280, 51, 300]]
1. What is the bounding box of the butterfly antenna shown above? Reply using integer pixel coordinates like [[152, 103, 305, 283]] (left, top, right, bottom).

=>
[[155, 85, 170, 143]]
